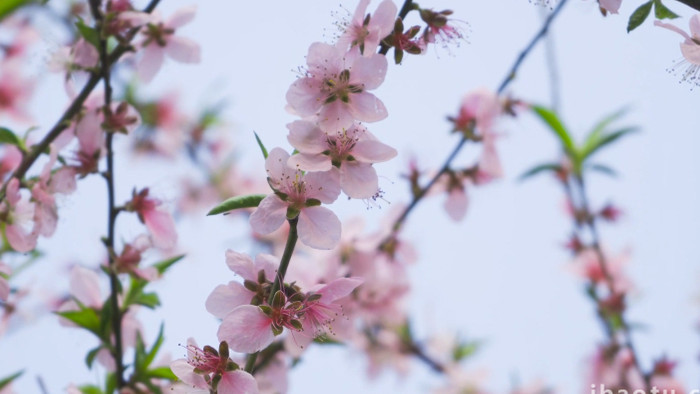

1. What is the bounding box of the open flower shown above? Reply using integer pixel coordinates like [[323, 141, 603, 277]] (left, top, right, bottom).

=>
[[250, 148, 341, 250], [286, 42, 388, 133], [171, 339, 259, 394], [655, 14, 700, 86], [337, 0, 397, 55], [126, 188, 177, 250], [136, 6, 201, 82], [1, 178, 38, 252], [286, 120, 397, 198]]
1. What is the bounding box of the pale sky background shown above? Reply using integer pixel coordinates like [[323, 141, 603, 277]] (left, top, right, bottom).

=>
[[3, 0, 700, 393]]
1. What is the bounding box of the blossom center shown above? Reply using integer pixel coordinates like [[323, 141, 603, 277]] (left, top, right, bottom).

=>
[[323, 69, 363, 104]]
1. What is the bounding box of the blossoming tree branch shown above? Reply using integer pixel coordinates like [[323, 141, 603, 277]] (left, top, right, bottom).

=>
[[0, 0, 698, 393]]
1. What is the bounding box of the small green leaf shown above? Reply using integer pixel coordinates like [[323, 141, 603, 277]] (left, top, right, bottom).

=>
[[75, 19, 101, 49], [105, 373, 116, 394], [254, 131, 268, 159], [627, 1, 653, 32], [653, 0, 679, 20], [207, 194, 266, 216], [146, 366, 178, 380], [518, 163, 562, 182], [0, 127, 26, 151], [0, 0, 32, 21], [0, 371, 23, 390], [453, 340, 480, 362], [153, 254, 185, 275], [134, 292, 161, 309], [587, 163, 618, 177], [57, 308, 101, 334], [78, 385, 103, 394], [580, 127, 638, 160], [85, 346, 102, 369], [143, 323, 165, 369], [530, 105, 576, 156]]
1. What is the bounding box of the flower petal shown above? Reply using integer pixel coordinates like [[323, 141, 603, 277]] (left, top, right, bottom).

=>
[[218, 305, 274, 353], [348, 92, 388, 123], [225, 250, 256, 280], [303, 168, 341, 203], [286, 120, 327, 153], [287, 153, 332, 172], [218, 370, 260, 394], [340, 162, 378, 199], [170, 359, 207, 389], [166, 36, 201, 63], [351, 139, 397, 163], [297, 206, 341, 250], [205, 282, 253, 319], [249, 195, 287, 235]]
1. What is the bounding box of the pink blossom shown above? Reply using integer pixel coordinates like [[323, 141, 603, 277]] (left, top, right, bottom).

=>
[[114, 234, 158, 280], [0, 145, 22, 181], [584, 346, 645, 391], [337, 0, 397, 55], [655, 15, 700, 86], [286, 42, 388, 133], [1, 178, 38, 252], [170, 338, 259, 394], [287, 120, 396, 198], [250, 148, 341, 250], [420, 8, 467, 48], [127, 188, 178, 250], [569, 248, 633, 292], [206, 251, 278, 319], [137, 6, 201, 82], [48, 39, 99, 75], [599, 0, 622, 14], [451, 88, 501, 135], [0, 262, 10, 302], [295, 277, 362, 346], [0, 61, 33, 122]]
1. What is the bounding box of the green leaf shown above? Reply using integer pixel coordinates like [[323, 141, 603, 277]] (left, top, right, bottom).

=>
[[0, 371, 23, 390], [144, 323, 165, 369], [0, 127, 26, 151], [105, 373, 116, 394], [153, 254, 185, 275], [75, 19, 101, 49], [518, 163, 561, 182], [583, 107, 629, 149], [627, 1, 653, 32], [254, 131, 268, 159], [57, 308, 101, 334], [530, 105, 577, 157], [580, 127, 638, 160], [587, 163, 618, 177], [134, 292, 161, 309], [452, 340, 480, 362], [207, 194, 266, 216], [0, 0, 32, 21], [78, 385, 103, 394], [85, 346, 102, 369], [653, 0, 679, 19], [146, 366, 178, 380]]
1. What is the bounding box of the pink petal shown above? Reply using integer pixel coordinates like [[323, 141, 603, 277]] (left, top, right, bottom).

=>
[[286, 120, 327, 154], [170, 359, 207, 389], [351, 139, 397, 163], [317, 277, 363, 302], [599, 0, 621, 13], [285, 78, 324, 117], [347, 92, 388, 123], [75, 109, 103, 155], [349, 53, 387, 90], [297, 206, 341, 250], [167, 5, 197, 29], [478, 137, 503, 179], [303, 168, 341, 203], [249, 195, 287, 235], [218, 305, 274, 353], [287, 153, 332, 172], [255, 254, 279, 281], [0, 277, 9, 302], [70, 266, 102, 308], [306, 42, 344, 75], [318, 100, 355, 133], [166, 36, 201, 63], [691, 14, 700, 38], [5, 224, 37, 253], [137, 46, 165, 83], [371, 0, 398, 39], [444, 188, 468, 221], [143, 208, 177, 250], [118, 11, 155, 27], [225, 250, 256, 280], [49, 167, 77, 194], [340, 162, 378, 199], [205, 282, 253, 319], [681, 42, 700, 65], [218, 370, 260, 394], [654, 20, 691, 41], [265, 148, 292, 183]]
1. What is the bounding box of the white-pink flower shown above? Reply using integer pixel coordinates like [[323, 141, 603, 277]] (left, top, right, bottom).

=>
[[170, 338, 259, 394], [286, 42, 388, 133], [1, 178, 38, 252], [127, 188, 178, 250], [286, 120, 396, 198], [655, 14, 700, 86], [137, 6, 201, 82], [451, 88, 501, 135], [337, 0, 397, 55], [599, 0, 622, 14], [250, 148, 341, 250]]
